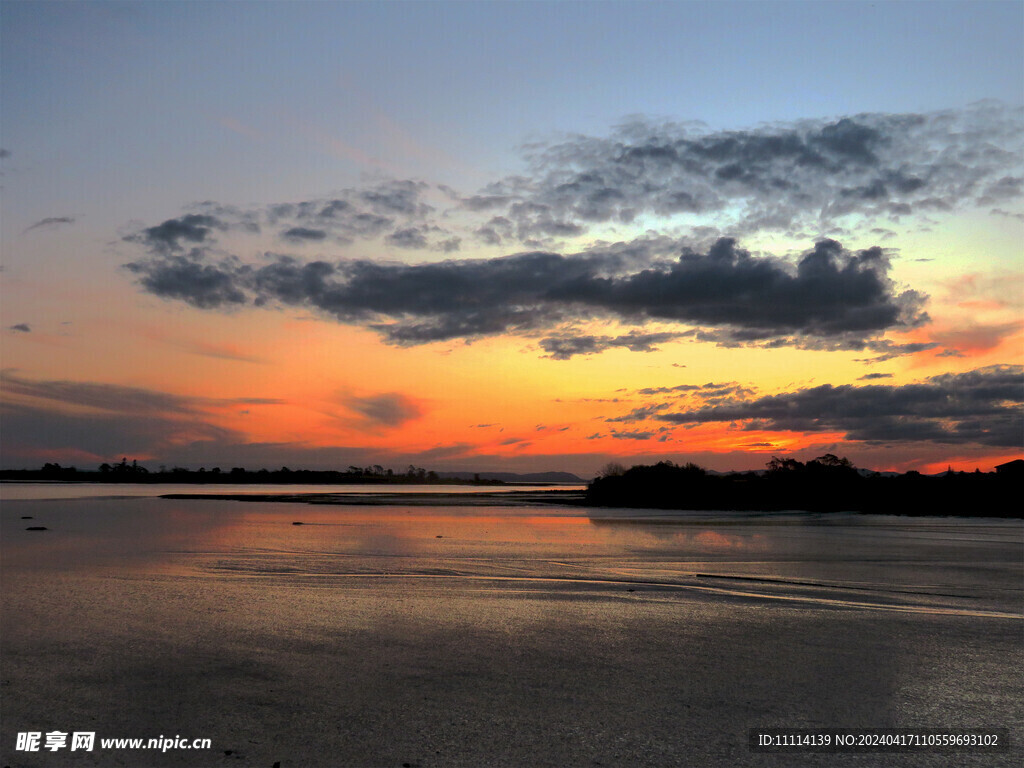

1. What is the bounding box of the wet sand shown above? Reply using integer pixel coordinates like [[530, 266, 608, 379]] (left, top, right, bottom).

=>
[[2, 494, 1022, 767]]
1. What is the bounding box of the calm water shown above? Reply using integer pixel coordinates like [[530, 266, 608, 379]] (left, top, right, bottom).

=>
[[0, 481, 584, 501], [3, 487, 1022, 767], [3, 488, 1021, 618]]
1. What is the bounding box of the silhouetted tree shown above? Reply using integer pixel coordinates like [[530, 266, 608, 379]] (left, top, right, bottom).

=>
[[767, 456, 804, 473], [598, 462, 626, 478]]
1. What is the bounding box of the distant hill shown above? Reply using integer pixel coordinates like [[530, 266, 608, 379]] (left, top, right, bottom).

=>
[[436, 471, 585, 484]]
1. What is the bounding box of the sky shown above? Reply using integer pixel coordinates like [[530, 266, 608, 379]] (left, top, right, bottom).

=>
[[1, 0, 1022, 477]]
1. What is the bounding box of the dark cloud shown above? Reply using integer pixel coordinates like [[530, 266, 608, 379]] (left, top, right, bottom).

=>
[[644, 365, 1023, 447], [496, 103, 1023, 239], [344, 393, 423, 428], [0, 373, 252, 464], [1, 371, 282, 416], [858, 373, 894, 380], [691, 331, 939, 360], [605, 404, 671, 423], [359, 179, 432, 216], [126, 214, 227, 254], [0, 149, 10, 158], [281, 227, 328, 242], [636, 384, 702, 395], [436, 237, 461, 253], [385, 227, 429, 249], [608, 429, 655, 440], [124, 253, 248, 309], [22, 216, 76, 234], [2, 371, 205, 416], [125, 237, 925, 354], [9, 324, 30, 333], [120, 105, 1022, 358], [542, 238, 927, 341], [122, 105, 1021, 266], [460, 194, 514, 211], [540, 331, 686, 359], [123, 180, 442, 257], [0, 401, 241, 465], [613, 382, 758, 418]]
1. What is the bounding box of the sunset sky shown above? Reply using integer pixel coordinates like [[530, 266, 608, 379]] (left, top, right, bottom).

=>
[[2, 0, 1022, 477]]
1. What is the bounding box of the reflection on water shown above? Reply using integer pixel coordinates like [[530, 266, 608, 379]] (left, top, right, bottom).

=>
[[2, 494, 1021, 618], [0, 482, 584, 501]]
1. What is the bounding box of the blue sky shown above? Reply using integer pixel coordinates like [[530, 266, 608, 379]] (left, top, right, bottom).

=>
[[5, 1, 1022, 221]]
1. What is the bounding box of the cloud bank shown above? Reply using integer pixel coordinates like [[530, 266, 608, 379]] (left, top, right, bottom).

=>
[[607, 365, 1023, 447], [120, 103, 1021, 357], [125, 237, 926, 353], [486, 101, 1023, 242]]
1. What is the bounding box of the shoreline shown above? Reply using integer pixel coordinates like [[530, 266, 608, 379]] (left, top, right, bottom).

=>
[[150, 489, 1024, 519]]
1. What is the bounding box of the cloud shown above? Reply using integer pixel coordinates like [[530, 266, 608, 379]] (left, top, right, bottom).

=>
[[495, 102, 1023, 239], [928, 321, 1023, 354], [549, 238, 926, 337], [9, 324, 30, 333], [126, 213, 228, 254], [0, 149, 10, 159], [123, 252, 249, 309], [123, 180, 444, 258], [540, 331, 686, 359], [636, 381, 756, 398], [642, 365, 1023, 447], [858, 373, 893, 380], [22, 216, 76, 234], [125, 237, 925, 355], [281, 227, 328, 242], [0, 401, 241, 465], [343, 392, 423, 428], [2, 370, 205, 416], [118, 104, 1023, 358], [385, 226, 429, 249], [608, 429, 656, 440], [0, 372, 251, 464], [1, 371, 281, 416]]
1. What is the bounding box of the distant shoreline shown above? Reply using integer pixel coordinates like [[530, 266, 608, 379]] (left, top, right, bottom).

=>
[[146, 487, 1018, 519]]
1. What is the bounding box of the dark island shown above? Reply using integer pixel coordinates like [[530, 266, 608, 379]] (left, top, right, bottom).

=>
[[585, 455, 1024, 518]]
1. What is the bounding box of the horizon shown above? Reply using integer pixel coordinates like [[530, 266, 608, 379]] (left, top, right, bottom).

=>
[[2, 1, 1022, 478], [4, 454, 1020, 481]]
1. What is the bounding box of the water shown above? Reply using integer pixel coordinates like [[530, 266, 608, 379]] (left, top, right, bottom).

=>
[[2, 490, 1022, 766], [0, 481, 585, 501], [3, 490, 1020, 618]]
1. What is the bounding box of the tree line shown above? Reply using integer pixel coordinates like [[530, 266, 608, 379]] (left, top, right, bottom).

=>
[[0, 460, 499, 485], [585, 455, 1022, 517]]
